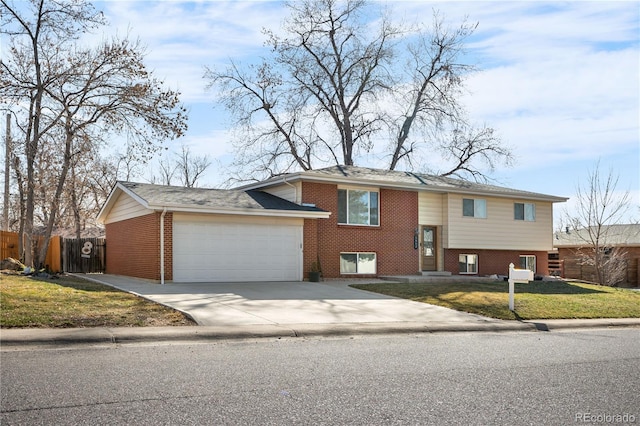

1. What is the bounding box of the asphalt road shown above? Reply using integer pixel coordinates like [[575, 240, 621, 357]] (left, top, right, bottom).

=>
[[2, 329, 639, 425]]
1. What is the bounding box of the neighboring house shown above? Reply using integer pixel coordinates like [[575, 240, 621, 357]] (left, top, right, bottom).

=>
[[98, 165, 567, 283], [553, 224, 640, 287]]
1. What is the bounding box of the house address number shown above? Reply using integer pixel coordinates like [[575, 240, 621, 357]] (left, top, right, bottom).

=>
[[81, 241, 93, 258]]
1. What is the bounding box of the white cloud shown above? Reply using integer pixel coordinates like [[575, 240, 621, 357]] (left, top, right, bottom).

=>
[[80, 1, 638, 206], [444, 2, 640, 178], [93, 1, 285, 102]]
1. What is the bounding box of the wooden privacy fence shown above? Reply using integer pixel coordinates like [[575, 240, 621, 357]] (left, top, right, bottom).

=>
[[62, 237, 106, 273], [0, 230, 19, 260], [0, 231, 105, 273], [0, 231, 62, 272]]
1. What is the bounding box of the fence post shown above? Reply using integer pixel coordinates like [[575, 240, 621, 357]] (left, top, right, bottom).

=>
[[62, 238, 67, 273]]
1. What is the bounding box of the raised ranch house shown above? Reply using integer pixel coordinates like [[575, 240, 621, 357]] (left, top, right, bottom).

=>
[[98, 166, 568, 283]]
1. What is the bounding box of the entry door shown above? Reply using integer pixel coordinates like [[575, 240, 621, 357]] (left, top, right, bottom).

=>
[[421, 226, 437, 271]]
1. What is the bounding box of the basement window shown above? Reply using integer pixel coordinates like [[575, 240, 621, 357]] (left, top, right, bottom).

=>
[[459, 254, 478, 274], [519, 255, 536, 273], [340, 252, 377, 274]]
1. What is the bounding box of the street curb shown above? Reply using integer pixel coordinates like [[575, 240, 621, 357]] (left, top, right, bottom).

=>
[[523, 318, 640, 331], [0, 322, 535, 347], [5, 319, 639, 348]]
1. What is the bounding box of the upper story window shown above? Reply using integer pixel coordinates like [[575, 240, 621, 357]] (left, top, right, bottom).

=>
[[338, 189, 379, 226], [514, 202, 535, 221], [462, 198, 487, 218]]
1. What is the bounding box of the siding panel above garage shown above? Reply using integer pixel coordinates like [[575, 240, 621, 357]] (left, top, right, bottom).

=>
[[172, 214, 303, 282]]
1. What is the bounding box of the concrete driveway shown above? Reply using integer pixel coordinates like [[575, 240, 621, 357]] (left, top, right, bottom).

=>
[[84, 275, 501, 327]]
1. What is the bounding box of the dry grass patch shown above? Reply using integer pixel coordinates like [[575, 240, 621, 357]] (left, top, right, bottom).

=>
[[350, 280, 640, 320], [0, 273, 196, 328]]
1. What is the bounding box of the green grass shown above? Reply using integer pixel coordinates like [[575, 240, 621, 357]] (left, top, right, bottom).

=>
[[350, 280, 640, 320], [0, 274, 196, 328]]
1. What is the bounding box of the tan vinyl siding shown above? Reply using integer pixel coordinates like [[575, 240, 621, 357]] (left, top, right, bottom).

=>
[[446, 194, 554, 251], [418, 192, 444, 225], [263, 182, 301, 204], [103, 192, 151, 224], [442, 194, 450, 248]]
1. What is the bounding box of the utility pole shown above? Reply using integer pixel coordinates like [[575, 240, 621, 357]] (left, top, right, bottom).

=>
[[3, 113, 10, 231]]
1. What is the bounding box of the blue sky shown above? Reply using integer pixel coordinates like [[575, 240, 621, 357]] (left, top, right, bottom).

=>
[[93, 1, 639, 223]]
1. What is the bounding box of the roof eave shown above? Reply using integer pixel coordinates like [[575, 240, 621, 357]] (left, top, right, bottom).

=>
[[241, 172, 569, 203], [149, 203, 331, 219]]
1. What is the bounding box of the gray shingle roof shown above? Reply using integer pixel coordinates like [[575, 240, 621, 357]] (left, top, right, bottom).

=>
[[119, 182, 326, 213], [554, 224, 640, 247], [240, 165, 567, 202]]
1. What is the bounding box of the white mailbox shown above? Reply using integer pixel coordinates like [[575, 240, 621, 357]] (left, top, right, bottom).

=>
[[508, 263, 534, 311], [509, 267, 534, 282]]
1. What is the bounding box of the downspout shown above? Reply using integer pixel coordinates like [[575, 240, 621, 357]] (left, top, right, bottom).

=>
[[282, 175, 298, 204], [160, 207, 167, 285]]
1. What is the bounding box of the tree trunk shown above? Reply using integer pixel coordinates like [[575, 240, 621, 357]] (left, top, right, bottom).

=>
[[36, 127, 73, 268], [70, 165, 82, 240]]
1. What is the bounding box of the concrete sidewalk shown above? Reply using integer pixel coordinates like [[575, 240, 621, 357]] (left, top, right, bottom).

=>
[[2, 274, 639, 347]]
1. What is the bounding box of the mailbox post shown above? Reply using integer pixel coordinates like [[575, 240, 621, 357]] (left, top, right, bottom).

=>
[[508, 263, 534, 311]]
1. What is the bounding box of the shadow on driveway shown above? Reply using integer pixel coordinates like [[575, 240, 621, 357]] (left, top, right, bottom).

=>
[[79, 274, 503, 327]]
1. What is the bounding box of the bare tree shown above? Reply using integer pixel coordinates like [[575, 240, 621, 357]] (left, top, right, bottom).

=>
[[1, 0, 105, 267], [147, 145, 211, 188], [175, 145, 211, 188], [206, 0, 512, 182], [565, 162, 635, 286], [1, 0, 187, 267], [436, 125, 513, 180]]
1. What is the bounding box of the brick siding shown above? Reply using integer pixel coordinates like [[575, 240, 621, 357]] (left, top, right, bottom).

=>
[[302, 182, 419, 278], [105, 212, 173, 281], [444, 249, 550, 277]]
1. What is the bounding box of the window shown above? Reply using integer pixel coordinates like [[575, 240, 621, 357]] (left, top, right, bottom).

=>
[[459, 254, 478, 274], [340, 253, 377, 274], [519, 255, 536, 273], [338, 189, 379, 226], [514, 203, 535, 221], [462, 198, 486, 218]]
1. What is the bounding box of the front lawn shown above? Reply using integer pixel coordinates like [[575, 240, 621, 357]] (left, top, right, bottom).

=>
[[350, 280, 640, 320], [0, 273, 196, 328]]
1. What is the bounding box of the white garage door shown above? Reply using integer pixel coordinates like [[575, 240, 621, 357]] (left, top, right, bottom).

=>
[[172, 214, 303, 282]]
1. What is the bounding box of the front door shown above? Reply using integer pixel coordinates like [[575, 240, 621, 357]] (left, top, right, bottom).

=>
[[421, 226, 437, 271]]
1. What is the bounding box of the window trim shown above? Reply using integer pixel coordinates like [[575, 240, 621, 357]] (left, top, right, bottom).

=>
[[337, 188, 380, 226], [459, 254, 478, 275], [340, 252, 377, 275], [462, 198, 487, 219], [514, 202, 536, 221]]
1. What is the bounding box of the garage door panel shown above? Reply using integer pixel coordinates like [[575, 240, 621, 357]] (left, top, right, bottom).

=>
[[172, 215, 302, 282]]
